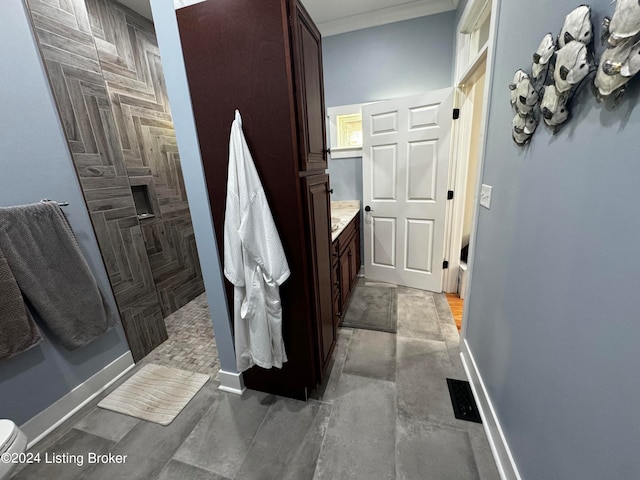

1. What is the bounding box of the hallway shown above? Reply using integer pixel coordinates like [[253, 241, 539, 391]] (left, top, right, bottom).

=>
[[11, 286, 498, 479]]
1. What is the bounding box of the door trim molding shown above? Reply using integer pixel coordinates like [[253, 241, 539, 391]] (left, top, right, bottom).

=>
[[460, 339, 522, 479], [443, 0, 499, 297]]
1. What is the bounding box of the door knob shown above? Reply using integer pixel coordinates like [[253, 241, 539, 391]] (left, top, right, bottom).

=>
[[364, 206, 373, 212]]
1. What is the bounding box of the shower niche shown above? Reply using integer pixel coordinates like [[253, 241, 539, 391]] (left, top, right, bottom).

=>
[[131, 185, 155, 220]]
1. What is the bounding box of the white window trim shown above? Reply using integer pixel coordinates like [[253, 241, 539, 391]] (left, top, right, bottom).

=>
[[327, 103, 364, 159]]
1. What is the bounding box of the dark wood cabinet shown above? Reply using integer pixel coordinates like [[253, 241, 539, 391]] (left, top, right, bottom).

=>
[[332, 213, 361, 322], [177, 0, 333, 400], [292, 3, 327, 173], [303, 175, 335, 374]]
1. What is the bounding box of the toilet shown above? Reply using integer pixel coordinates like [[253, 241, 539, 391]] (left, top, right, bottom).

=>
[[0, 420, 27, 480]]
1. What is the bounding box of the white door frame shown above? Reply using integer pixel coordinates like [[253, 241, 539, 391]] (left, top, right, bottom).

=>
[[443, 0, 498, 297], [449, 3, 524, 479]]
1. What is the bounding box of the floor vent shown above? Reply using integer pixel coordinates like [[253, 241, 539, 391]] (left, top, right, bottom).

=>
[[446, 378, 482, 423]]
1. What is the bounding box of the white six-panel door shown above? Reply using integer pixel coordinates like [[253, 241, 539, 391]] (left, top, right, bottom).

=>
[[362, 89, 453, 292]]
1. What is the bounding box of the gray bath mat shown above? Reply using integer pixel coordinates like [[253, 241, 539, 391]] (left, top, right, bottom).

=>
[[98, 364, 209, 426], [341, 281, 397, 333]]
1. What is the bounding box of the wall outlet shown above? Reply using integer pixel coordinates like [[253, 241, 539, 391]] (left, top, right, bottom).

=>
[[480, 184, 493, 209]]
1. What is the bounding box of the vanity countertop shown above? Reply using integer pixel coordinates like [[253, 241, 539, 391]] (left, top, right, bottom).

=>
[[330, 200, 360, 242]]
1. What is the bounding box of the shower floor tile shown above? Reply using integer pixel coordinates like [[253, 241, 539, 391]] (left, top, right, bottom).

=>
[[141, 293, 219, 377]]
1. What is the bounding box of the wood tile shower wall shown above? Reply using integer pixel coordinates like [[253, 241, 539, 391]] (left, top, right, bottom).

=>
[[25, 0, 205, 361]]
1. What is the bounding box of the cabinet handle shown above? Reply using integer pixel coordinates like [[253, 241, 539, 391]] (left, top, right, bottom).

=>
[[364, 205, 373, 212], [328, 188, 334, 194], [325, 148, 331, 155]]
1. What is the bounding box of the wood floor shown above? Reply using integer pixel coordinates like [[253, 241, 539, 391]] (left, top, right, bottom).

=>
[[446, 293, 464, 330]]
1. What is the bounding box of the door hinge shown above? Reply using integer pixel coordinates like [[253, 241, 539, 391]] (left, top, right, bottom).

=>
[[447, 190, 454, 200], [443, 260, 449, 269], [453, 108, 460, 120]]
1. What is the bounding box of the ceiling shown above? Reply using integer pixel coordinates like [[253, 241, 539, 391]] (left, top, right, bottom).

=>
[[303, 0, 458, 36], [118, 0, 459, 36]]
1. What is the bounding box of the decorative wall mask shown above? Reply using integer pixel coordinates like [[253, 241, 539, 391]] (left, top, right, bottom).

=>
[[554, 40, 593, 93], [515, 76, 539, 114], [508, 4, 616, 145], [593, 38, 640, 102], [532, 33, 556, 84], [509, 3, 640, 145], [602, 0, 640, 48], [594, 0, 640, 103], [509, 70, 530, 106], [512, 113, 538, 146], [540, 84, 570, 130], [558, 5, 593, 47]]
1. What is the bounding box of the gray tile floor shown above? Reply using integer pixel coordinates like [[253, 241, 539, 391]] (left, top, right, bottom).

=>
[[11, 284, 499, 480]]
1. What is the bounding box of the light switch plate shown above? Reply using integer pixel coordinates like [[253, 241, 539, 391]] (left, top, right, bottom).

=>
[[480, 184, 493, 209]]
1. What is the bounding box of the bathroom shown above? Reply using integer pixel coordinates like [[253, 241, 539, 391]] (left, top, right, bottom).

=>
[[0, 0, 229, 466], [1, 0, 469, 477]]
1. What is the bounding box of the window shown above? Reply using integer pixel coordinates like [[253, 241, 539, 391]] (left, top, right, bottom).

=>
[[337, 113, 362, 148], [455, 0, 492, 83], [327, 104, 364, 159]]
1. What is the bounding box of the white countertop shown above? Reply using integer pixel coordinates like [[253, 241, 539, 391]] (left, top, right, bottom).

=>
[[331, 200, 360, 242]]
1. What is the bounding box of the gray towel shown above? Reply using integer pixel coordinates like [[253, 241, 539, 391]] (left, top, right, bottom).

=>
[[0, 202, 116, 350], [0, 247, 42, 360]]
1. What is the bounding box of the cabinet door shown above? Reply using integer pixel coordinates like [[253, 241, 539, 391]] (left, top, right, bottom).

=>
[[302, 174, 335, 373], [292, 1, 327, 172]]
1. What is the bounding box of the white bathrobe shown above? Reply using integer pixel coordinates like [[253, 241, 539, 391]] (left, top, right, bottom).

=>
[[224, 110, 290, 372]]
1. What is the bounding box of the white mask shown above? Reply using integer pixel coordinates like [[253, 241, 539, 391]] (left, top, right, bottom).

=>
[[509, 69, 529, 106], [515, 77, 539, 115], [558, 5, 593, 47], [540, 84, 569, 127], [606, 0, 640, 47], [554, 41, 590, 93], [532, 33, 556, 80]]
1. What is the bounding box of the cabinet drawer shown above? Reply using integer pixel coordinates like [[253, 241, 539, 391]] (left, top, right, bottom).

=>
[[338, 220, 357, 252]]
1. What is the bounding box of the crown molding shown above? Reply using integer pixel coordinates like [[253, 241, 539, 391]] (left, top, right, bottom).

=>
[[318, 0, 458, 37]]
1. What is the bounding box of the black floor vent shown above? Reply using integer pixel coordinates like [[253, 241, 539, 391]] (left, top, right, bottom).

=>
[[446, 378, 482, 423]]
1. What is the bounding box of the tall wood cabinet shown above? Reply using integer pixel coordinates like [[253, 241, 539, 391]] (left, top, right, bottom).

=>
[[177, 0, 334, 399]]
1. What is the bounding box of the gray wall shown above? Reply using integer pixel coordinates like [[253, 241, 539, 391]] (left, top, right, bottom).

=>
[[323, 12, 456, 202], [149, 0, 237, 374], [0, 0, 130, 426], [465, 1, 640, 478]]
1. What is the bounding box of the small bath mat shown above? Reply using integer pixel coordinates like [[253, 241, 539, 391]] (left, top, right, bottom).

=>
[[98, 364, 209, 426], [446, 378, 482, 423], [341, 281, 397, 333]]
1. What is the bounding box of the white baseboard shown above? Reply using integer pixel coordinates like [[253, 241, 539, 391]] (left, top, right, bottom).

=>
[[460, 339, 521, 480], [20, 351, 135, 448], [217, 369, 245, 395]]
